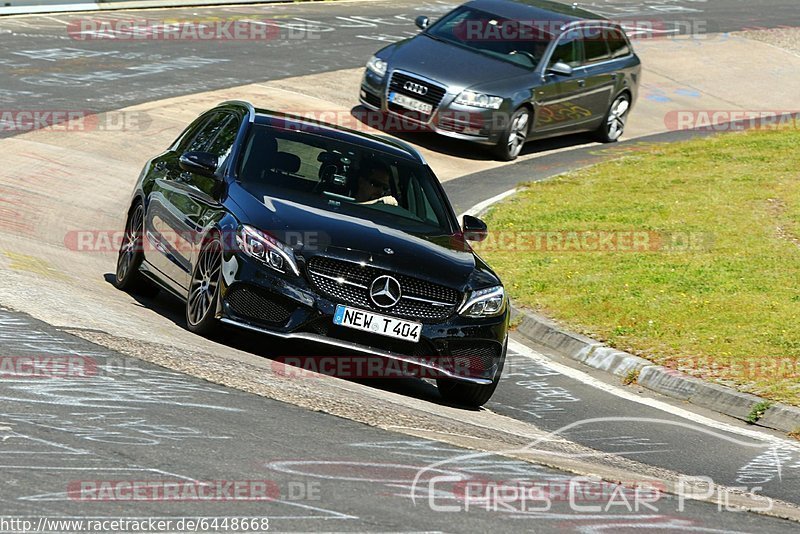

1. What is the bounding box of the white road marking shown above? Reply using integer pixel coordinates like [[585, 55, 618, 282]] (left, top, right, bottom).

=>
[[508, 338, 799, 448], [39, 15, 69, 26], [461, 188, 517, 218]]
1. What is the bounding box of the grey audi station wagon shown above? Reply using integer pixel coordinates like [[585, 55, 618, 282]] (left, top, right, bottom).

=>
[[359, 0, 641, 160]]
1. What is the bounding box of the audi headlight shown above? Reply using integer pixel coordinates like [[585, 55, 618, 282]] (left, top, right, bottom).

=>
[[236, 225, 300, 276], [366, 55, 388, 77], [459, 286, 506, 318], [454, 90, 504, 110]]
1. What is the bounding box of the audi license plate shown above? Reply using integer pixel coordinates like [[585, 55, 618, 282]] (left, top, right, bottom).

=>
[[389, 92, 433, 115], [333, 305, 422, 342]]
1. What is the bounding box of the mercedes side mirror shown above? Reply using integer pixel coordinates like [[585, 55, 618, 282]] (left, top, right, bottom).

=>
[[415, 16, 429, 30], [463, 215, 488, 242], [179, 151, 219, 179]]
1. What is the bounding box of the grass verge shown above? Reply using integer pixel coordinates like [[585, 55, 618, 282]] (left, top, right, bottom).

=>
[[479, 128, 800, 405]]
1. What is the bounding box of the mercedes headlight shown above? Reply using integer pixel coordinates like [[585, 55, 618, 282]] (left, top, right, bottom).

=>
[[459, 286, 506, 317], [236, 225, 299, 276], [454, 90, 504, 110], [366, 55, 388, 77]]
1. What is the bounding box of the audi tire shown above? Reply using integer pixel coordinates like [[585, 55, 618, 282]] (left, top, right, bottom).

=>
[[597, 93, 630, 143], [493, 108, 530, 161]]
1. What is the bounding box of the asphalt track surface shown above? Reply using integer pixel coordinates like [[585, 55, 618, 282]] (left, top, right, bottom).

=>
[[2, 0, 800, 531], [0, 0, 798, 126], [0, 307, 797, 532]]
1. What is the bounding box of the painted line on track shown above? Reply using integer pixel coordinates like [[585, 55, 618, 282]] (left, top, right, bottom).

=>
[[461, 188, 517, 219], [509, 339, 799, 449]]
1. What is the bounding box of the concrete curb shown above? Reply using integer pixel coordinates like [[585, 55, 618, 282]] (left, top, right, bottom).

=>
[[513, 306, 800, 434]]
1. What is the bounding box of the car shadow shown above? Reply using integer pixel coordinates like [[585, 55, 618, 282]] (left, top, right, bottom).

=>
[[349, 105, 598, 161], [103, 272, 186, 329], [103, 272, 480, 410]]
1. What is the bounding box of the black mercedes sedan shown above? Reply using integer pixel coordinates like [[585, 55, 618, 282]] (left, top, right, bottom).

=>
[[359, 0, 641, 160], [114, 101, 508, 406]]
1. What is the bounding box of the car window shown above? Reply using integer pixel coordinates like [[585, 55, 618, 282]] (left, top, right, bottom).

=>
[[237, 125, 454, 235], [408, 174, 443, 226], [606, 27, 631, 59], [549, 29, 582, 68], [184, 112, 223, 153], [182, 112, 240, 196], [204, 113, 240, 169], [275, 138, 325, 180], [514, 24, 553, 67], [173, 113, 215, 153], [581, 26, 612, 64], [427, 6, 553, 68], [187, 113, 234, 154]]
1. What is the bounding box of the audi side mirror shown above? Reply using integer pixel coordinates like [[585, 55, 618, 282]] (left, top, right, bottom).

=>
[[463, 215, 488, 242], [179, 151, 219, 179], [547, 61, 574, 76], [415, 16, 429, 30]]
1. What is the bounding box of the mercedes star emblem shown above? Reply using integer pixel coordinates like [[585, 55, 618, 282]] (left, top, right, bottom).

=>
[[369, 275, 402, 308]]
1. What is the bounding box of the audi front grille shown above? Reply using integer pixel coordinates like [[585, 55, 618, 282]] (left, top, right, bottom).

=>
[[387, 71, 447, 121]]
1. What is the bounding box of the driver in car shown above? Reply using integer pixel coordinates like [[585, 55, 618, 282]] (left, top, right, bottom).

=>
[[354, 160, 398, 206]]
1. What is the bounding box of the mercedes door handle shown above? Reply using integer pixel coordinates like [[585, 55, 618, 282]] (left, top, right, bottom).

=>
[[577, 79, 586, 87]]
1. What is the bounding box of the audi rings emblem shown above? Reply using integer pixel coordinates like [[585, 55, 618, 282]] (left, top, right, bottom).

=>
[[403, 81, 429, 96]]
